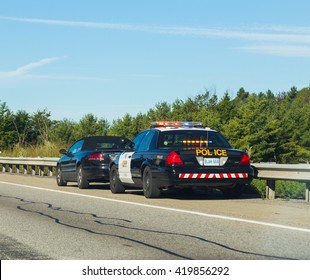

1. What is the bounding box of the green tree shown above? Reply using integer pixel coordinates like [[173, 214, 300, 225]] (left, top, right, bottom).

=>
[[132, 113, 149, 136], [0, 101, 15, 150], [171, 98, 185, 120], [147, 101, 172, 121], [12, 110, 31, 146], [216, 92, 235, 126], [31, 109, 55, 144], [1, 86, 309, 164], [223, 93, 280, 162], [277, 87, 310, 163], [109, 113, 136, 139], [50, 118, 77, 144], [74, 113, 109, 139]]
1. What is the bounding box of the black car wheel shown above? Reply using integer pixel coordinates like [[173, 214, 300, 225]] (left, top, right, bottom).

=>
[[142, 166, 160, 198], [110, 165, 125, 193], [77, 166, 89, 189], [56, 166, 67, 186]]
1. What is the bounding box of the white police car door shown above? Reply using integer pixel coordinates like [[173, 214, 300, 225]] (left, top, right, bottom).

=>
[[118, 152, 135, 184]]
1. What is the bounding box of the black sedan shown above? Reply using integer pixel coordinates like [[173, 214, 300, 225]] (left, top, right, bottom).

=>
[[57, 136, 132, 189], [109, 121, 254, 198]]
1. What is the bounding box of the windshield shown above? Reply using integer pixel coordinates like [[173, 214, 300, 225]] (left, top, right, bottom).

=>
[[158, 130, 231, 149]]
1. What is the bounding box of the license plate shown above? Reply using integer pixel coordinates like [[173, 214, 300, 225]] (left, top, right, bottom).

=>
[[203, 158, 220, 166]]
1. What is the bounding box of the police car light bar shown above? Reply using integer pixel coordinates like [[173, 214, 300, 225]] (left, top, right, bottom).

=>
[[151, 121, 203, 128]]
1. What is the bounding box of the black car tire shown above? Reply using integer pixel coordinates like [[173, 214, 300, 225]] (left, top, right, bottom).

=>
[[142, 166, 160, 198], [222, 184, 243, 199], [77, 166, 89, 189], [56, 166, 67, 186], [110, 165, 125, 193]]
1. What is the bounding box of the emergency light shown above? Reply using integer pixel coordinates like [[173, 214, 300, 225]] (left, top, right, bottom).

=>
[[151, 121, 203, 128]]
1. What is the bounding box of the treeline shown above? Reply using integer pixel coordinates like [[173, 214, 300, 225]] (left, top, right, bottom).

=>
[[1, 86, 309, 163]]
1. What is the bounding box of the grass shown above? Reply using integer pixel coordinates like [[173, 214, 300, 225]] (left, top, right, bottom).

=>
[[1, 141, 66, 158]]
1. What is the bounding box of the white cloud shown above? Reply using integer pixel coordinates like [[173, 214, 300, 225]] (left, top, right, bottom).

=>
[[27, 74, 110, 81], [1, 16, 310, 44], [0, 57, 64, 79], [238, 45, 310, 57], [1, 16, 310, 59], [0, 16, 147, 31]]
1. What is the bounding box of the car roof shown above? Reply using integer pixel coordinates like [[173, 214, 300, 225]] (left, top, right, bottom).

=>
[[81, 136, 129, 141]]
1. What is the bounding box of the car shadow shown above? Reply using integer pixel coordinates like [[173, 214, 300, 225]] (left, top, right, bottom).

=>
[[62, 182, 111, 190], [124, 188, 261, 201], [86, 183, 111, 190]]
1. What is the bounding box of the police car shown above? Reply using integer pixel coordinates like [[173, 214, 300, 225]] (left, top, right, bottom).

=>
[[109, 121, 254, 198]]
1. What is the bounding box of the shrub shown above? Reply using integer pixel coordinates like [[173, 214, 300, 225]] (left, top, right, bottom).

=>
[[250, 179, 305, 199]]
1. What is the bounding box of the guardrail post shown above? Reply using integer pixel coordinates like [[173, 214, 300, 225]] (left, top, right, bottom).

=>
[[47, 166, 53, 176], [266, 179, 276, 199], [31, 165, 36, 176], [39, 165, 44, 176], [306, 182, 310, 203], [23, 165, 27, 175]]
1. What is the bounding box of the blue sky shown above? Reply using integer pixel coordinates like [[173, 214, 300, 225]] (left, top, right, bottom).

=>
[[0, 0, 310, 123]]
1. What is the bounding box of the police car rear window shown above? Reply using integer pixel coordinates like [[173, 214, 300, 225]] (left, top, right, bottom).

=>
[[158, 131, 231, 148]]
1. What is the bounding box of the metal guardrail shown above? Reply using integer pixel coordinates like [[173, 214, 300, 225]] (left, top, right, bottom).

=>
[[0, 157, 309, 202], [0, 157, 58, 177], [252, 163, 310, 202]]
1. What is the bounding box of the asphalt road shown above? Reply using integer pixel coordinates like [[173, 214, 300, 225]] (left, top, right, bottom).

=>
[[0, 173, 310, 260]]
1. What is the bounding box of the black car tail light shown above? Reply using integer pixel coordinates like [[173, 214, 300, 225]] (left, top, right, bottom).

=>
[[88, 152, 104, 161], [166, 151, 184, 165], [240, 153, 250, 165]]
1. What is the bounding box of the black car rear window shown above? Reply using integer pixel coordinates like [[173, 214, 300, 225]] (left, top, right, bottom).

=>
[[82, 137, 130, 150], [158, 130, 231, 149]]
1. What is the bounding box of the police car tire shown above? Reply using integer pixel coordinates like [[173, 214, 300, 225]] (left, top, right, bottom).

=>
[[77, 166, 89, 189], [110, 165, 125, 193], [142, 166, 160, 198]]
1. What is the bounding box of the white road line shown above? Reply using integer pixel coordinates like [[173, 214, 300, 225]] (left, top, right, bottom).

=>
[[1, 180, 310, 234]]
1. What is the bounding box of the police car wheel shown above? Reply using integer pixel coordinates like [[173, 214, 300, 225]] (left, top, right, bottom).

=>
[[110, 165, 125, 193], [77, 166, 89, 189], [142, 166, 160, 198]]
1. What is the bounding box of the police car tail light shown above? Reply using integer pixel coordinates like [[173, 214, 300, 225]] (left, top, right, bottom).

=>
[[240, 153, 250, 165], [166, 152, 184, 165], [88, 152, 104, 161]]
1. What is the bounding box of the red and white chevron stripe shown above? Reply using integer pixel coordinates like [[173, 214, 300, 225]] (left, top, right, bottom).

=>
[[179, 173, 248, 179]]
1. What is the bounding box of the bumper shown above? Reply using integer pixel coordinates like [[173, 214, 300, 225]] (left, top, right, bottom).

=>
[[83, 165, 110, 182], [152, 166, 254, 189]]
